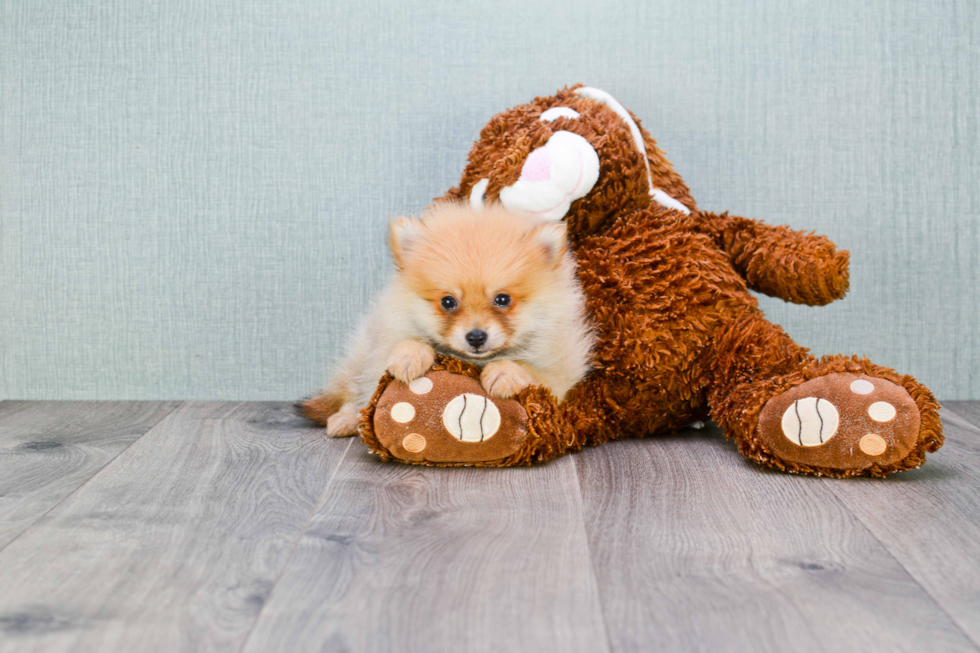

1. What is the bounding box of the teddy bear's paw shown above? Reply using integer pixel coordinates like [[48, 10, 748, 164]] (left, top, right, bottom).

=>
[[369, 370, 529, 465], [757, 373, 922, 472]]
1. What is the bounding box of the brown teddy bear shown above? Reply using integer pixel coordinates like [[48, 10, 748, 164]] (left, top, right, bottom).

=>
[[303, 84, 943, 478]]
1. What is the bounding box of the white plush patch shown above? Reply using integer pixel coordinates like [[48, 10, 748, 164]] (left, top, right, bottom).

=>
[[573, 86, 690, 215], [868, 402, 896, 422], [390, 402, 415, 423], [540, 106, 580, 122], [499, 130, 600, 221], [850, 379, 875, 395], [409, 377, 433, 394], [442, 393, 501, 442], [651, 189, 689, 214], [781, 397, 840, 446], [574, 87, 647, 160], [469, 178, 489, 210]]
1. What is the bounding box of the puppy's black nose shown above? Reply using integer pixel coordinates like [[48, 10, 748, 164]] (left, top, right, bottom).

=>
[[465, 330, 488, 348]]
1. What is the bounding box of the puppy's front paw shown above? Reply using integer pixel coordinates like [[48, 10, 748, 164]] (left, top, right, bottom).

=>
[[481, 360, 535, 398], [387, 340, 436, 384]]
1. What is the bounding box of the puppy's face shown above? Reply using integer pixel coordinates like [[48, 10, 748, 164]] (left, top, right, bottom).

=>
[[390, 204, 567, 361]]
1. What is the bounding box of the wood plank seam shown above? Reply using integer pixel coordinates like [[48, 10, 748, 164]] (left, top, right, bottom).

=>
[[820, 509, 980, 652], [570, 456, 615, 653], [887, 404, 980, 652], [821, 410, 980, 652], [574, 427, 980, 652], [0, 401, 184, 555], [236, 436, 355, 653]]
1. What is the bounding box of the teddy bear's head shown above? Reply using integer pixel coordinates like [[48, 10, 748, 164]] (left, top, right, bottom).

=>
[[442, 85, 697, 240]]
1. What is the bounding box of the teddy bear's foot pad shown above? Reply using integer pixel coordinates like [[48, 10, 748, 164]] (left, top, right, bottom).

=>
[[372, 371, 529, 465], [758, 373, 921, 471]]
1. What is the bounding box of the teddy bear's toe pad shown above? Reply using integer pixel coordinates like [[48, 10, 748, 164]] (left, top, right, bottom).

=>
[[758, 373, 921, 470], [373, 371, 528, 464]]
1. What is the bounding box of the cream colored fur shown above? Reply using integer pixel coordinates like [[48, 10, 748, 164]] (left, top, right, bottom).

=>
[[322, 203, 594, 437]]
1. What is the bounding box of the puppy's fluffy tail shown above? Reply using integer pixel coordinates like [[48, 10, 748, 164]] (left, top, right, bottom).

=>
[[296, 392, 343, 426]]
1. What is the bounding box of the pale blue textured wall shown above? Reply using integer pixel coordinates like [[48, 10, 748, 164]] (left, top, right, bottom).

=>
[[2, 0, 977, 400]]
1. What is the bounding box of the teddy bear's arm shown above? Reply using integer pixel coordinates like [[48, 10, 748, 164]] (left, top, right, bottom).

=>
[[698, 211, 850, 306]]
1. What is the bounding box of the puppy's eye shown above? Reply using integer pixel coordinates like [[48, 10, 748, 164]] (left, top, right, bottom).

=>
[[441, 296, 458, 311], [493, 293, 511, 307]]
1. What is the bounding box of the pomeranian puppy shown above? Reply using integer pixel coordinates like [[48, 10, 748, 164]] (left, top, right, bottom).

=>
[[308, 201, 595, 437]]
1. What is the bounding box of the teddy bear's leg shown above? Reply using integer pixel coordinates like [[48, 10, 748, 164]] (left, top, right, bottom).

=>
[[358, 356, 578, 467], [706, 308, 942, 477]]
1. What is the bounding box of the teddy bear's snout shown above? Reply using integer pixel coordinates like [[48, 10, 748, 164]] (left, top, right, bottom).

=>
[[519, 147, 552, 183], [498, 130, 600, 221]]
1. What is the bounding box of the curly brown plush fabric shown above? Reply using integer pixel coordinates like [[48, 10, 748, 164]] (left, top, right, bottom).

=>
[[303, 84, 943, 477], [357, 355, 574, 467]]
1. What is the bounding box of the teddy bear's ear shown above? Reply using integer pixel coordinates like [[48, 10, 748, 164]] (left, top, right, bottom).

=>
[[531, 220, 568, 264], [388, 216, 424, 269]]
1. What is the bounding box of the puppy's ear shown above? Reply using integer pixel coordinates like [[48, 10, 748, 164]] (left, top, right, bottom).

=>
[[389, 216, 424, 269], [531, 220, 568, 265]]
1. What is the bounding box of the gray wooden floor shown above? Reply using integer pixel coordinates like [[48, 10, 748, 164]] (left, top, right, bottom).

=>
[[0, 401, 978, 653]]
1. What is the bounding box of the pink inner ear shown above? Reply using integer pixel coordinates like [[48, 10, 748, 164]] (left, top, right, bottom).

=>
[[520, 147, 552, 182]]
